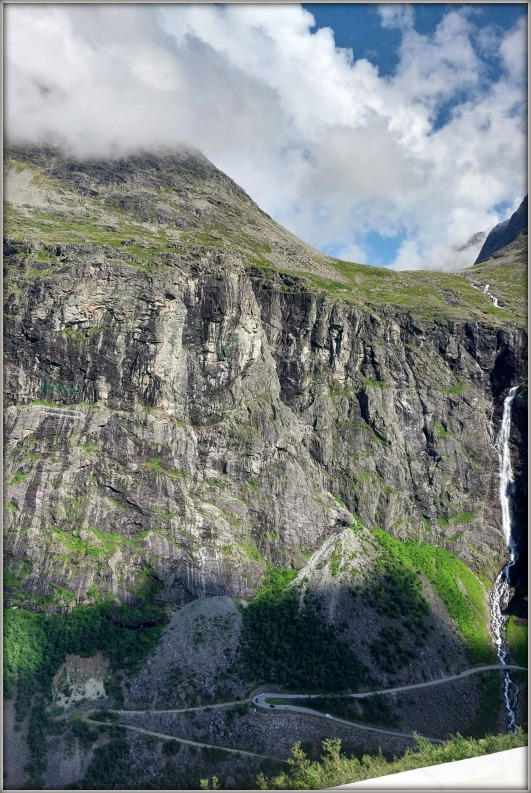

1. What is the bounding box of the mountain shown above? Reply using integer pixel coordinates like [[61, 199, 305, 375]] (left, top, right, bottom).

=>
[[3, 145, 528, 790], [474, 196, 528, 264]]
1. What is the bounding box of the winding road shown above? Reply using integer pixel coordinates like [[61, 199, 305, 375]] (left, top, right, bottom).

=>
[[247, 664, 526, 745], [251, 698, 446, 744], [113, 700, 248, 716], [254, 664, 526, 702], [100, 663, 526, 750]]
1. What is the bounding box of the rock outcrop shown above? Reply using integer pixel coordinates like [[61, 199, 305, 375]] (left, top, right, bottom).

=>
[[3, 146, 527, 610]]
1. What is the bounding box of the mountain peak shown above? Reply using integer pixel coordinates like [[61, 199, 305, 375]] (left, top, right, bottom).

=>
[[474, 196, 528, 264]]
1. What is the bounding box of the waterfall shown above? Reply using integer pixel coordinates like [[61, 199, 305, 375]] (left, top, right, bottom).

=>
[[472, 282, 500, 307], [482, 284, 499, 307], [490, 385, 520, 733]]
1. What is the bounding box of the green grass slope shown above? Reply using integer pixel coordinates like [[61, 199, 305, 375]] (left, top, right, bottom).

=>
[[4, 146, 526, 326]]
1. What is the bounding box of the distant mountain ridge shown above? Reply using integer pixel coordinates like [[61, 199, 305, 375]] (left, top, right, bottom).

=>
[[475, 196, 528, 264]]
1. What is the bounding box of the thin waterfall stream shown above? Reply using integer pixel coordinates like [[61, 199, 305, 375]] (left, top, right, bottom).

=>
[[490, 385, 520, 732]]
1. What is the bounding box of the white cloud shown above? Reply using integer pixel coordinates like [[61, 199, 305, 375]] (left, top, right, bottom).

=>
[[378, 5, 415, 31], [331, 241, 371, 266], [499, 15, 527, 83], [4, 4, 527, 271]]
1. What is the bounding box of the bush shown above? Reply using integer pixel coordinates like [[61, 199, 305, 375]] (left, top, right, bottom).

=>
[[70, 719, 100, 750], [4, 600, 167, 707], [162, 740, 181, 755], [260, 729, 528, 789]]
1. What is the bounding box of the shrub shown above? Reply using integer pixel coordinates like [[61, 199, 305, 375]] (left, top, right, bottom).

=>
[[259, 730, 528, 789]]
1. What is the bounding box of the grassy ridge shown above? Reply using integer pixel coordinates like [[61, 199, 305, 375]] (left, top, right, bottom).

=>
[[5, 152, 525, 326], [372, 529, 494, 664], [291, 257, 523, 324]]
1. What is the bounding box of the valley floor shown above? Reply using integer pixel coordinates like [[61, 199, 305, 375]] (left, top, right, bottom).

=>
[[4, 659, 527, 790]]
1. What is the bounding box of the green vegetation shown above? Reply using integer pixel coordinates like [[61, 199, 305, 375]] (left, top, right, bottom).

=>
[[362, 544, 429, 624], [5, 154, 525, 325], [59, 326, 88, 343], [435, 422, 450, 438], [25, 702, 55, 786], [4, 597, 166, 787], [69, 735, 132, 789], [241, 566, 368, 691], [258, 730, 528, 789], [259, 564, 299, 594], [145, 457, 188, 480], [464, 252, 526, 322], [50, 583, 76, 603], [358, 373, 387, 389], [464, 671, 503, 738], [69, 718, 101, 750], [6, 157, 29, 172], [452, 511, 475, 524], [4, 203, 170, 260], [372, 529, 494, 664], [356, 537, 430, 672], [10, 470, 29, 485], [4, 601, 166, 711], [370, 626, 416, 674], [329, 545, 343, 578], [241, 537, 265, 562], [50, 526, 137, 558], [506, 616, 528, 667], [200, 775, 220, 790], [271, 253, 525, 325]]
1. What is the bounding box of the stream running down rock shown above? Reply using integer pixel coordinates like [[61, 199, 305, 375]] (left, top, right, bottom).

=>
[[482, 284, 499, 308], [490, 385, 520, 733]]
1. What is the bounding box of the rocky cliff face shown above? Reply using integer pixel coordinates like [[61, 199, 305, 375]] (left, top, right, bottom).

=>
[[4, 145, 527, 610], [475, 196, 528, 265]]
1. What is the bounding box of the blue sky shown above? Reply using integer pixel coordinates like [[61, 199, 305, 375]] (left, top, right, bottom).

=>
[[302, 3, 527, 266], [305, 4, 527, 79], [5, 3, 528, 270]]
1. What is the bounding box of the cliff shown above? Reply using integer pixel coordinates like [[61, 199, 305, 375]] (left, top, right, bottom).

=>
[[474, 196, 527, 265], [4, 145, 527, 610]]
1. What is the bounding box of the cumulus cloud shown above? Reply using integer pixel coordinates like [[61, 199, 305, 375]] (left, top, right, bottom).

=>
[[4, 4, 527, 270], [378, 4, 415, 31]]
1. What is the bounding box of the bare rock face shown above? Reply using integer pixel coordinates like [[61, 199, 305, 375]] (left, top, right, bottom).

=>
[[3, 146, 527, 610], [475, 196, 528, 264]]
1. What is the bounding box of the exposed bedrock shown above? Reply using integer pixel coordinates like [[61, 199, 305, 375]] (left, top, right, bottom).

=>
[[4, 253, 527, 608]]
